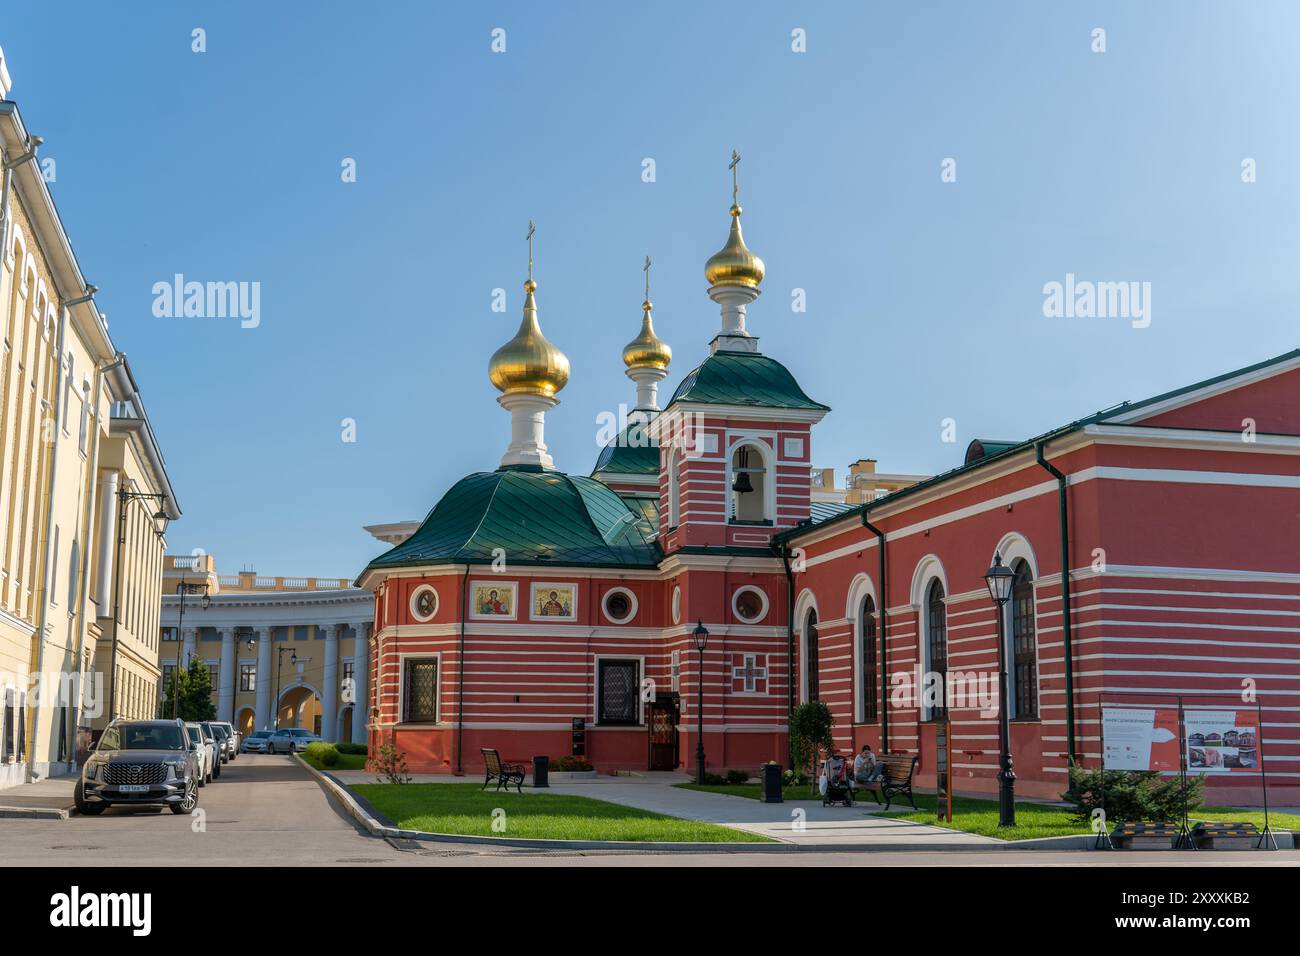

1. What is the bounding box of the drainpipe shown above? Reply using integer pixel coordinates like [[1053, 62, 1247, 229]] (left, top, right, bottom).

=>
[[1036, 441, 1078, 764], [861, 512, 889, 752], [455, 565, 469, 775], [27, 286, 96, 782], [0, 134, 41, 250], [779, 543, 796, 770]]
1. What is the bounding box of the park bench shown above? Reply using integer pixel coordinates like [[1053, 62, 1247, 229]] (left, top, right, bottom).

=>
[[859, 754, 918, 811], [481, 748, 526, 793]]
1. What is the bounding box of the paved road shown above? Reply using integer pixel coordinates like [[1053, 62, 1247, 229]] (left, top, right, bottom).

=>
[[0, 755, 1293, 867]]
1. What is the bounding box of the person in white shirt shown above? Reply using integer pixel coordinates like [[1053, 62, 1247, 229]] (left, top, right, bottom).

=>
[[854, 744, 885, 784]]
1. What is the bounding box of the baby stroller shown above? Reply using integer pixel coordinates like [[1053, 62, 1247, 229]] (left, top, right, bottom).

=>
[[822, 753, 854, 807]]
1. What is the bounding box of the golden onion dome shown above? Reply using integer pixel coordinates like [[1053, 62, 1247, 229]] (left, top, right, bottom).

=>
[[704, 204, 765, 288], [488, 279, 571, 398], [622, 301, 672, 370]]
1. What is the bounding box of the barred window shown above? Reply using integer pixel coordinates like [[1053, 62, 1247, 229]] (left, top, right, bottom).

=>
[[926, 580, 947, 722], [1011, 560, 1039, 719], [861, 595, 878, 722], [403, 658, 439, 722], [598, 659, 640, 726], [240, 664, 256, 692], [343, 661, 355, 684], [805, 609, 820, 702]]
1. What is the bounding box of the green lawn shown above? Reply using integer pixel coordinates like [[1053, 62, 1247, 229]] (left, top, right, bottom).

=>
[[298, 751, 368, 772], [880, 793, 1300, 842], [350, 783, 771, 843]]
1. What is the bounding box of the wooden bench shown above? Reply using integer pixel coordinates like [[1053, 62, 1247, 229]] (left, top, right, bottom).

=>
[[858, 754, 918, 811], [481, 748, 526, 793]]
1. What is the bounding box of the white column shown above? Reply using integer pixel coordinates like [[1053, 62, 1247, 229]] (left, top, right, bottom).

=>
[[498, 392, 558, 469], [321, 623, 339, 742], [707, 284, 761, 353], [217, 627, 236, 722], [352, 622, 371, 745], [627, 366, 667, 413], [94, 470, 119, 610], [254, 626, 272, 730], [181, 627, 197, 669]]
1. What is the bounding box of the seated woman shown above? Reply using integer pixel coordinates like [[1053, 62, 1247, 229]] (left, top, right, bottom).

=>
[[854, 744, 885, 784]]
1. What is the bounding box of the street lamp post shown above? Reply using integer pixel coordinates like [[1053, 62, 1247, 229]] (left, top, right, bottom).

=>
[[273, 647, 308, 729], [692, 622, 709, 785], [984, 551, 1017, 827], [171, 575, 211, 719]]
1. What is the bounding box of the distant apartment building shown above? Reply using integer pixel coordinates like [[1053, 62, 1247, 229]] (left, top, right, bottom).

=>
[[160, 554, 373, 742], [810, 459, 930, 505], [0, 49, 179, 786]]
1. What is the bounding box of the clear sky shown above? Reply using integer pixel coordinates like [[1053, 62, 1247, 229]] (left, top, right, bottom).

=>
[[4, 2, 1298, 577]]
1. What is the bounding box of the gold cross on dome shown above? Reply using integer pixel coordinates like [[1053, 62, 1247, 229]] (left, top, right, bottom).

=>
[[729, 149, 741, 205], [643, 255, 651, 301], [526, 220, 535, 282]]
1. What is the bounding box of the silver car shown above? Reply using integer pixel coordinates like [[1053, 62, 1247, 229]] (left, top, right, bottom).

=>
[[241, 730, 273, 753], [76, 719, 201, 816], [212, 721, 240, 760], [266, 727, 322, 754], [185, 722, 218, 784]]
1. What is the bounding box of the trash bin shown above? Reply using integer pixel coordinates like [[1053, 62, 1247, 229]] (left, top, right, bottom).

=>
[[760, 762, 783, 803], [532, 755, 549, 789]]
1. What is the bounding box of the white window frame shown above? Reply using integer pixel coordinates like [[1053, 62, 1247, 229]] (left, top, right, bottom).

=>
[[601, 586, 638, 625]]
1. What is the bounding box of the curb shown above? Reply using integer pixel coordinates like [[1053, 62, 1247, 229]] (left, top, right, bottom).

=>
[[294, 756, 796, 852], [0, 806, 70, 820]]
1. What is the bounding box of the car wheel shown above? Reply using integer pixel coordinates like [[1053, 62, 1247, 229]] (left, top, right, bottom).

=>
[[74, 782, 105, 816], [171, 779, 198, 815], [268, 743, 276, 755]]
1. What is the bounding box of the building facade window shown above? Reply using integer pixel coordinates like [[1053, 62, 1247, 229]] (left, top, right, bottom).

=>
[[240, 663, 256, 692], [410, 585, 438, 622], [1011, 559, 1038, 720], [597, 659, 640, 726], [729, 441, 769, 524], [861, 595, 878, 722], [601, 587, 638, 625], [667, 448, 681, 529], [732, 586, 768, 623], [402, 658, 439, 723], [925, 579, 947, 722], [804, 608, 820, 702], [1, 690, 12, 762]]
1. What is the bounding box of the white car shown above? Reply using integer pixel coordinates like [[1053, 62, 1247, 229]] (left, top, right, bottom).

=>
[[266, 727, 323, 754], [184, 721, 218, 784]]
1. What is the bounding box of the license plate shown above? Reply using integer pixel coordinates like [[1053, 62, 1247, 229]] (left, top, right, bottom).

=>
[[118, 784, 149, 793]]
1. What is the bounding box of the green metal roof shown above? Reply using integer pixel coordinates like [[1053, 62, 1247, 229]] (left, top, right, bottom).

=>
[[964, 439, 1019, 465], [776, 347, 1300, 546], [360, 467, 661, 576], [592, 422, 659, 476], [667, 351, 829, 411], [810, 501, 856, 523], [620, 494, 661, 528]]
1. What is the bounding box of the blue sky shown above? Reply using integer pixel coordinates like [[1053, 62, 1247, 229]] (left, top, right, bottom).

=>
[[4, 2, 1299, 576]]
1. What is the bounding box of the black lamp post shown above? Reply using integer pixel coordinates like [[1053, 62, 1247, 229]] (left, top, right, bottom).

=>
[[984, 551, 1017, 827], [273, 647, 301, 730], [692, 621, 709, 785], [170, 576, 211, 719]]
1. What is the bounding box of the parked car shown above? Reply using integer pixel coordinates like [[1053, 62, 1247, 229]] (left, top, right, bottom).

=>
[[185, 721, 218, 784], [266, 727, 323, 754], [204, 721, 232, 764], [74, 718, 200, 816], [241, 730, 273, 753], [212, 721, 240, 760]]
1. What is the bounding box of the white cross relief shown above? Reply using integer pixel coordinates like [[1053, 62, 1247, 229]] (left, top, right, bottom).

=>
[[733, 654, 767, 692]]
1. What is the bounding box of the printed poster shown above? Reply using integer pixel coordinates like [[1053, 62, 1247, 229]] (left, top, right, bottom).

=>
[[1102, 707, 1181, 771], [1185, 709, 1259, 773]]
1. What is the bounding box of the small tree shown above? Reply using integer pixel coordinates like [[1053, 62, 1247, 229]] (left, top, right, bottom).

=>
[[372, 734, 411, 784], [1061, 765, 1205, 824], [789, 701, 834, 793], [159, 658, 217, 722]]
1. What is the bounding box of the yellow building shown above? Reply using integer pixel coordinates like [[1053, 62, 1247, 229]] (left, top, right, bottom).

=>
[[810, 459, 930, 506], [0, 49, 179, 786], [160, 555, 374, 742]]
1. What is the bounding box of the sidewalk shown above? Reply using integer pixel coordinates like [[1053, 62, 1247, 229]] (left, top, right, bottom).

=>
[[331, 770, 1001, 850], [0, 775, 77, 819]]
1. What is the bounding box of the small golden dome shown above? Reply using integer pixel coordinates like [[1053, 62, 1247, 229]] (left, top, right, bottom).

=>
[[704, 204, 765, 288], [622, 301, 672, 370], [489, 281, 571, 398]]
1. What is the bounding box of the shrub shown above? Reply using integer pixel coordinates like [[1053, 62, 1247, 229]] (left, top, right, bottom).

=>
[[702, 771, 727, 786], [336, 742, 368, 756], [549, 755, 594, 773], [1061, 765, 1205, 824], [725, 769, 750, 785], [303, 742, 339, 768], [372, 740, 411, 784]]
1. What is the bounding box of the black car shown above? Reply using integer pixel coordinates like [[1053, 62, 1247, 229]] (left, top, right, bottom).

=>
[[75, 719, 201, 816]]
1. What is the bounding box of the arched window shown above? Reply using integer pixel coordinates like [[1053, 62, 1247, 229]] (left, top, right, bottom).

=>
[[729, 441, 769, 524], [861, 595, 877, 722], [804, 608, 819, 702], [925, 580, 947, 721], [667, 448, 681, 529], [1011, 559, 1038, 719]]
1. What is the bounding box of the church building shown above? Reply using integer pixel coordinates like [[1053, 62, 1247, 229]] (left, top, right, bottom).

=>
[[357, 159, 1300, 806]]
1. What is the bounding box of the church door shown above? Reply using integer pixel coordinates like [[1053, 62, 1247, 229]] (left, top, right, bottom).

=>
[[647, 695, 679, 771]]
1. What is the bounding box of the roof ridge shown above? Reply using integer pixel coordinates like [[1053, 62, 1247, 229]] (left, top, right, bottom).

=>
[[453, 470, 507, 564]]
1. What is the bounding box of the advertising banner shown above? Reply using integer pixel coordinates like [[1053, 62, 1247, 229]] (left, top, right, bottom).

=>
[[1184, 709, 1260, 773], [1102, 707, 1181, 771]]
